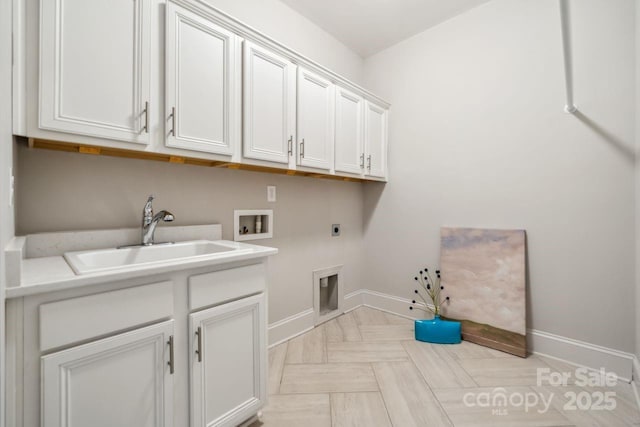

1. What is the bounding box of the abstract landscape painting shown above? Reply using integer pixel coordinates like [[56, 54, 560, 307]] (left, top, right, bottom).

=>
[[440, 227, 527, 357]]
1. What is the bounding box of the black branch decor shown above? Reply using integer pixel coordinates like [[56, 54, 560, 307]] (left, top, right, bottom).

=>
[[410, 268, 450, 316]]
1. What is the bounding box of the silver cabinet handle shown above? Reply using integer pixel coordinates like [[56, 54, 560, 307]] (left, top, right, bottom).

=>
[[195, 326, 202, 362], [288, 136, 293, 156], [300, 139, 305, 158], [169, 107, 176, 136], [167, 335, 175, 374], [367, 155, 372, 171], [360, 153, 365, 169], [142, 101, 149, 134]]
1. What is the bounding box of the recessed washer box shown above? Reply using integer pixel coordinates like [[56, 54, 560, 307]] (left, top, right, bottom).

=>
[[234, 209, 273, 242]]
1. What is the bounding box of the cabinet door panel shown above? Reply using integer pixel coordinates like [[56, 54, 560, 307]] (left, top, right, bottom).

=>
[[165, 2, 240, 155], [335, 87, 364, 175], [297, 68, 334, 170], [364, 101, 388, 179], [243, 42, 296, 165], [39, 0, 150, 143], [190, 293, 266, 427], [42, 321, 174, 427]]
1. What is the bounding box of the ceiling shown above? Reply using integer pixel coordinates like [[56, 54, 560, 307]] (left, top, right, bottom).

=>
[[280, 0, 491, 57]]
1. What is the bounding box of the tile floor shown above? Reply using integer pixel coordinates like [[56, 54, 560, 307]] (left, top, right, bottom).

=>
[[251, 307, 640, 427]]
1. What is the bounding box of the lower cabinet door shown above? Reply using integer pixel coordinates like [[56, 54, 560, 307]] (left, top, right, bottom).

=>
[[190, 293, 267, 427], [41, 320, 175, 427]]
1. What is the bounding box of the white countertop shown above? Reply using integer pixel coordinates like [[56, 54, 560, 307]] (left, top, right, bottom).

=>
[[6, 239, 278, 299]]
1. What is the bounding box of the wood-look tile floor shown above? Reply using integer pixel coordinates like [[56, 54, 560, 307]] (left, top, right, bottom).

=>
[[251, 307, 640, 427]]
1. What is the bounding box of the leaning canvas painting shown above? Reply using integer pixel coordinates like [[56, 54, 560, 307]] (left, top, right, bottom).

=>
[[440, 227, 527, 357]]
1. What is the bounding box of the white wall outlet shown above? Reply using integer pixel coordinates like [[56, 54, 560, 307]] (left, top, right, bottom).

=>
[[267, 186, 276, 202]]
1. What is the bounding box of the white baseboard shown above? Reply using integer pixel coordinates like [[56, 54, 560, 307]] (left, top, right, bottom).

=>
[[267, 308, 314, 348], [632, 356, 640, 411], [268, 289, 636, 384], [528, 329, 634, 382], [348, 289, 635, 382], [267, 290, 368, 348], [360, 289, 425, 320], [343, 289, 365, 312]]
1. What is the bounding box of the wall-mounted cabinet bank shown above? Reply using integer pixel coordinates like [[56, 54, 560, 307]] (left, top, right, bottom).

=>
[[13, 0, 390, 181]]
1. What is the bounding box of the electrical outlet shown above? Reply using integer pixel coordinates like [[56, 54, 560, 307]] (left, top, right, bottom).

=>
[[267, 186, 276, 202], [332, 224, 341, 237]]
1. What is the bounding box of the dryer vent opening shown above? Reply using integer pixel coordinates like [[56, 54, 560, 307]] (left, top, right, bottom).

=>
[[313, 265, 344, 325]]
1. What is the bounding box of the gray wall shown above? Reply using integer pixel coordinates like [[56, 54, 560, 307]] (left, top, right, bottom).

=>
[[636, 0, 640, 363], [16, 146, 366, 324], [1, 0, 15, 423], [362, 0, 636, 353]]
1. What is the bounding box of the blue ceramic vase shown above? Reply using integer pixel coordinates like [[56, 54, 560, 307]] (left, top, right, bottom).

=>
[[414, 315, 461, 344]]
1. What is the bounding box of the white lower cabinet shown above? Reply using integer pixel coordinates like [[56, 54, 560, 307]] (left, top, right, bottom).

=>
[[190, 293, 267, 427], [9, 263, 271, 427], [41, 320, 175, 427]]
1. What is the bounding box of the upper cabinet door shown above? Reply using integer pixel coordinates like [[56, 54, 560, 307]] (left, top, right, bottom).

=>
[[334, 87, 364, 175], [39, 0, 151, 144], [243, 42, 296, 165], [297, 68, 334, 171], [364, 101, 388, 179], [165, 2, 240, 156]]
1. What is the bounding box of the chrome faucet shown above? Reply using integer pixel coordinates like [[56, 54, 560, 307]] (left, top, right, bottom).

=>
[[141, 195, 174, 245]]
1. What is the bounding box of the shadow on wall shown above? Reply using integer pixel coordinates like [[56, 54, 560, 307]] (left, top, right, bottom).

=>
[[362, 182, 385, 233], [573, 110, 635, 164], [524, 233, 532, 338]]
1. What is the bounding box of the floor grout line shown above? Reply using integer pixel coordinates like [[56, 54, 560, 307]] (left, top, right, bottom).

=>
[[328, 391, 334, 427], [454, 354, 480, 388], [370, 362, 395, 427], [406, 358, 457, 427], [276, 341, 288, 394]]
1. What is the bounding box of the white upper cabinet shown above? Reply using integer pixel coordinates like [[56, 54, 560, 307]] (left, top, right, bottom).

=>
[[243, 41, 297, 166], [165, 2, 241, 155], [27, 0, 390, 179], [364, 101, 388, 179], [41, 321, 174, 427], [334, 87, 364, 175], [297, 68, 335, 171], [39, 0, 151, 144]]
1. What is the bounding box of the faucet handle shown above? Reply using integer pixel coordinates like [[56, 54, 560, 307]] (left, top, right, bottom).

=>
[[146, 195, 155, 203], [143, 195, 155, 220]]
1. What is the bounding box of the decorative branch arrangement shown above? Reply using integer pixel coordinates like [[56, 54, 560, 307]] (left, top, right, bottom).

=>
[[410, 268, 450, 316]]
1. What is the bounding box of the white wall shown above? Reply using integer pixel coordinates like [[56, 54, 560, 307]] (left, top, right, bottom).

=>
[[363, 0, 636, 353], [0, 0, 15, 423], [201, 0, 364, 85]]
